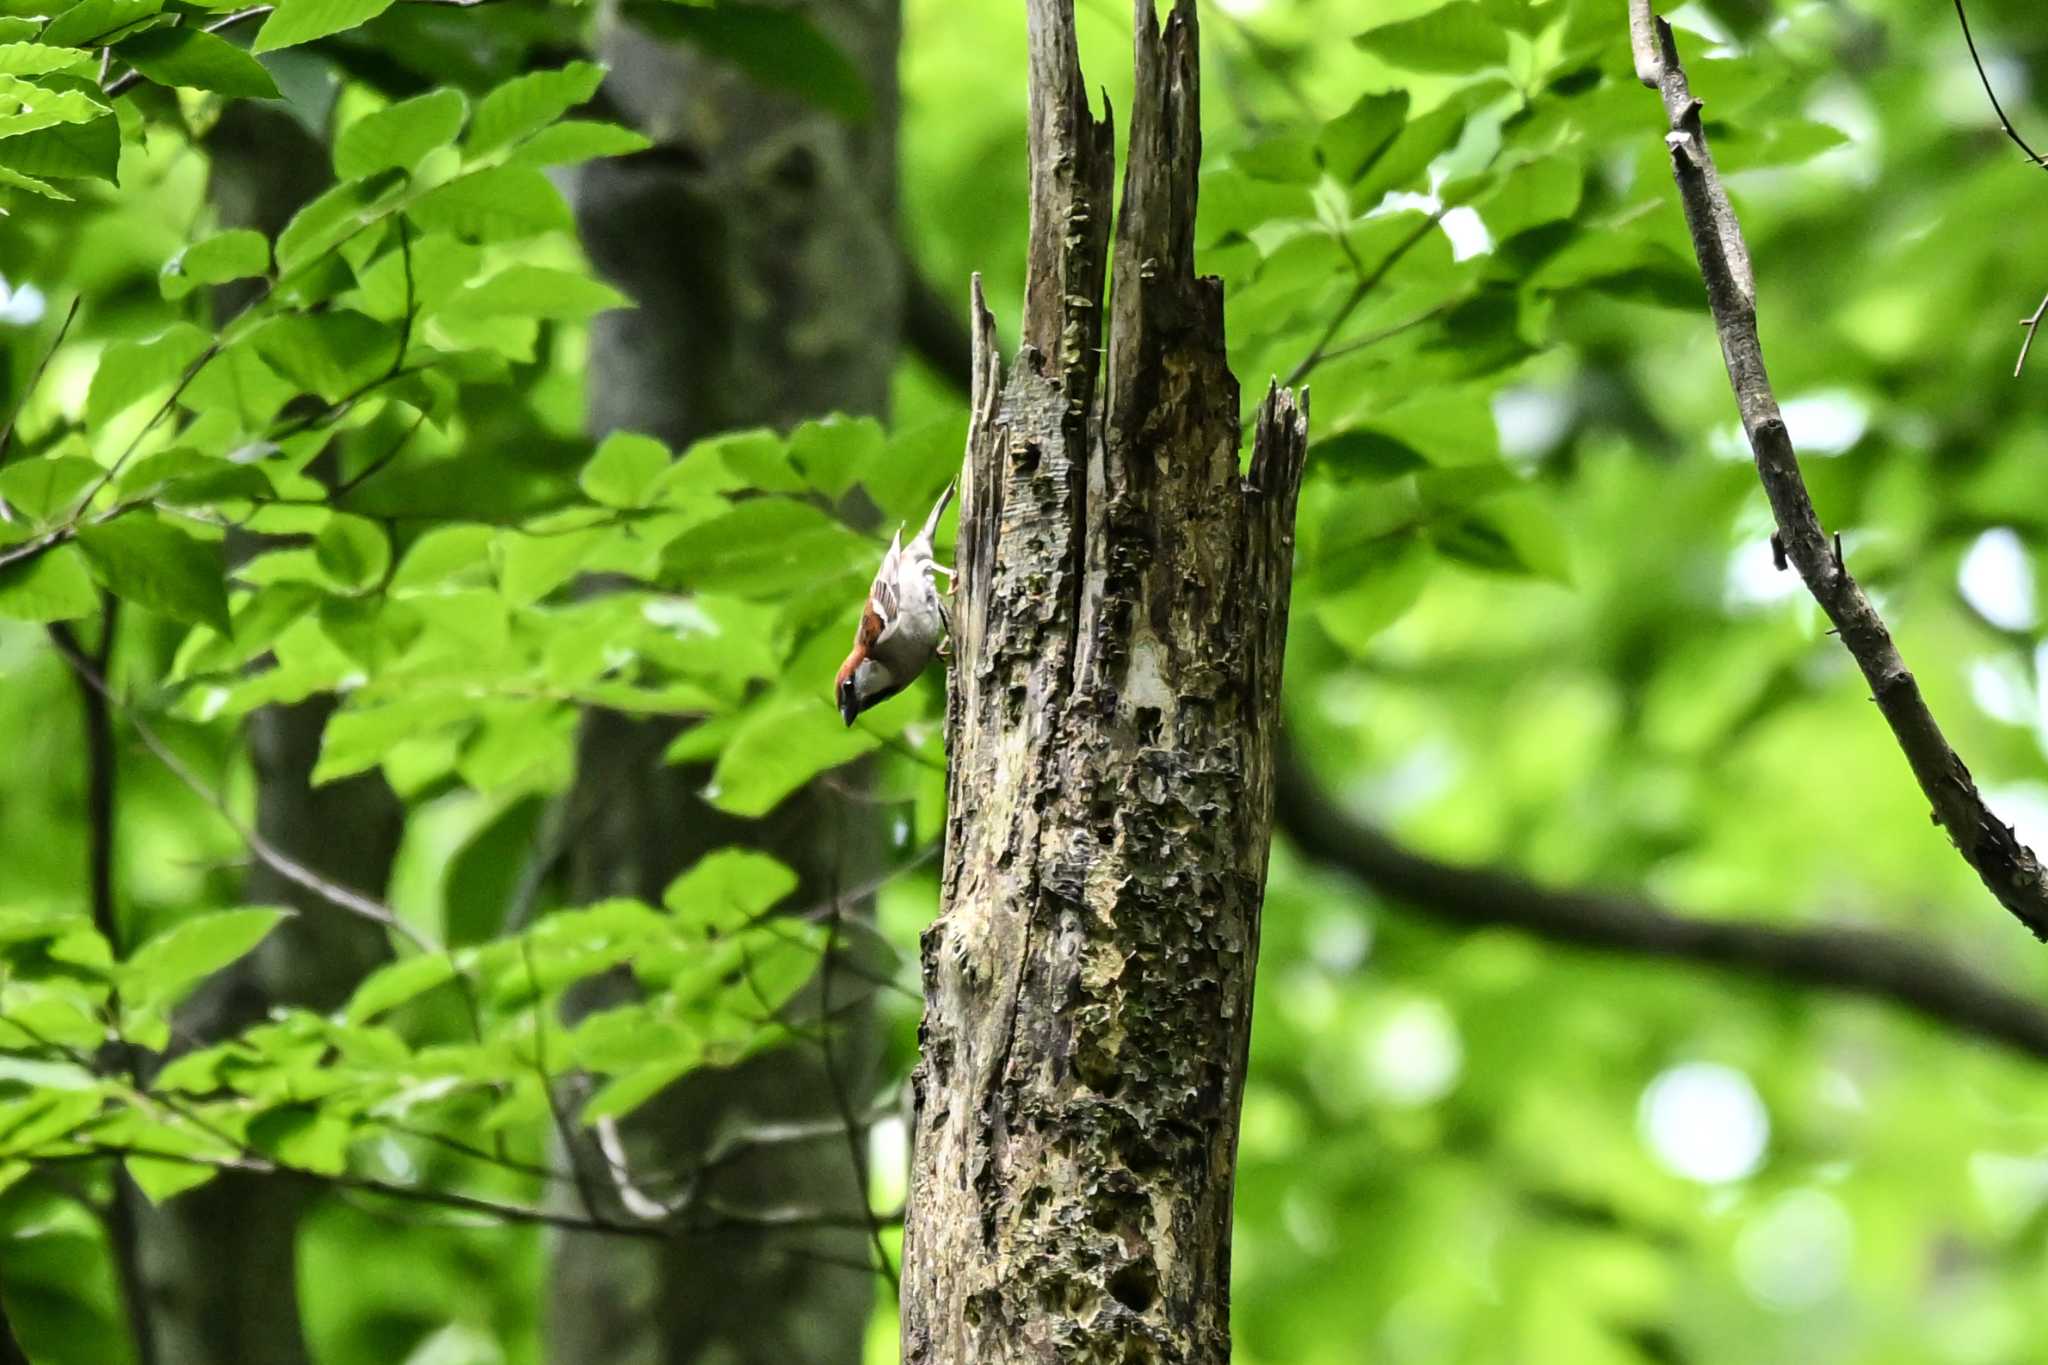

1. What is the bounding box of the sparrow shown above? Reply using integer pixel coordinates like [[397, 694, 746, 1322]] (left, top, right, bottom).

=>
[[835, 482, 955, 726]]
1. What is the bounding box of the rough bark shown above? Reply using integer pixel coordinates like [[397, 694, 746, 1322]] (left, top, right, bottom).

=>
[[549, 0, 902, 1360], [900, 2, 1308, 1360], [133, 107, 403, 1365]]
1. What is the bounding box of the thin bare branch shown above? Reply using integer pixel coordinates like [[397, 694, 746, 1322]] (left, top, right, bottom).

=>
[[1630, 2, 2048, 941], [820, 889, 898, 1290], [522, 937, 605, 1223], [64, 1143, 669, 1240], [1283, 209, 1447, 389], [2018, 290, 2048, 377], [1952, 0, 2046, 167], [0, 294, 80, 486]]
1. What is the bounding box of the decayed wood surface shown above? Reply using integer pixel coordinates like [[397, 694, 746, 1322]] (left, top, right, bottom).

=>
[[901, 0, 1308, 1358]]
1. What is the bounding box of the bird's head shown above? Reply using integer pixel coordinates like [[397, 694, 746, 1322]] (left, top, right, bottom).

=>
[[835, 648, 890, 727]]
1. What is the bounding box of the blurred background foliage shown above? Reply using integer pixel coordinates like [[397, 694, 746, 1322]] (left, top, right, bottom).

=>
[[1, 0, 2047, 1361]]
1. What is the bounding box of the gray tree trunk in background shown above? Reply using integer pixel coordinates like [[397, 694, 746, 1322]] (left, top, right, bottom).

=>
[[551, 0, 903, 1360], [900, 0, 1307, 1358], [132, 107, 404, 1365]]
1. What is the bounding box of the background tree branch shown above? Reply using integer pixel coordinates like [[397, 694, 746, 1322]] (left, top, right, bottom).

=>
[[1275, 748, 2048, 1062]]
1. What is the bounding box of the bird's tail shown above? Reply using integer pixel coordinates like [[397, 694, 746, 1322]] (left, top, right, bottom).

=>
[[910, 480, 955, 554]]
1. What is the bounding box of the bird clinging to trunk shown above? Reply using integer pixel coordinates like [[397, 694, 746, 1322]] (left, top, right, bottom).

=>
[[834, 482, 954, 726]]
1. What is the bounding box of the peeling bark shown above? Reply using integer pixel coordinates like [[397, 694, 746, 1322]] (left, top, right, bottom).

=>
[[900, 2, 1307, 1359]]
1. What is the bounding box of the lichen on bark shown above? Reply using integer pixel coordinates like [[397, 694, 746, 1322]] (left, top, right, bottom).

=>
[[900, 1, 1308, 1359]]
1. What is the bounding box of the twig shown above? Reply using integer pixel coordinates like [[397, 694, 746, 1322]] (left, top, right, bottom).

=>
[[2017, 290, 2048, 378], [1952, 0, 2046, 167], [390, 215, 415, 378], [1283, 209, 1448, 388], [1630, 2, 2048, 941], [0, 295, 80, 484], [819, 883, 897, 1290], [521, 936, 605, 1223], [332, 409, 426, 499], [1308, 298, 1460, 368], [103, 0, 498, 98], [61, 1142, 668, 1240]]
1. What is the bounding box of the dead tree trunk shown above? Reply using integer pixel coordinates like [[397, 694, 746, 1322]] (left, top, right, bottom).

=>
[[901, 0, 1307, 1359]]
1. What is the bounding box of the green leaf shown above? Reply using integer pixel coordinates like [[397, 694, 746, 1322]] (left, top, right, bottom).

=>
[[77, 514, 231, 631], [699, 429, 803, 494], [580, 1056, 695, 1124], [345, 952, 459, 1024], [406, 165, 572, 242], [1479, 155, 1583, 242], [0, 109, 117, 182], [579, 431, 670, 508], [334, 87, 465, 180], [120, 908, 289, 1011], [251, 310, 397, 403], [1311, 429, 1433, 481], [0, 73, 106, 131], [127, 1150, 222, 1202], [1433, 491, 1572, 583], [0, 162, 66, 199], [660, 497, 869, 597], [662, 848, 799, 933], [438, 264, 628, 322], [1314, 533, 1432, 654], [38, 0, 160, 48], [619, 0, 870, 123], [179, 345, 297, 432], [87, 322, 210, 431], [0, 543, 96, 621], [464, 60, 605, 158], [315, 695, 475, 784], [314, 513, 390, 590], [505, 119, 652, 168], [115, 26, 278, 98], [317, 593, 420, 670], [247, 1107, 348, 1173], [0, 454, 97, 520], [706, 691, 879, 817], [276, 172, 403, 273], [1318, 91, 1409, 184], [172, 582, 319, 678], [444, 797, 543, 945], [1355, 2, 1508, 74], [161, 228, 269, 299], [493, 527, 602, 606], [252, 0, 396, 53], [787, 417, 882, 498], [1353, 81, 1511, 206], [0, 43, 92, 77]]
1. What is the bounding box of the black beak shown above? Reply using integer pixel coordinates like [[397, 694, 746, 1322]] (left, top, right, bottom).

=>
[[837, 680, 858, 727]]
